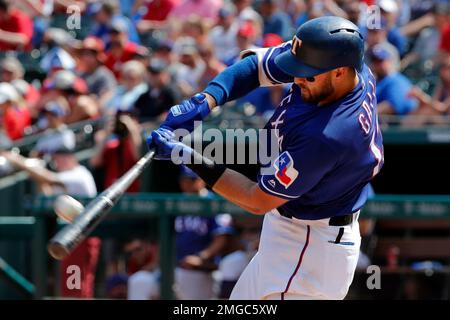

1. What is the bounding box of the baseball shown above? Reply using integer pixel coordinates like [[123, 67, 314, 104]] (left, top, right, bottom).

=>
[[54, 195, 84, 223]]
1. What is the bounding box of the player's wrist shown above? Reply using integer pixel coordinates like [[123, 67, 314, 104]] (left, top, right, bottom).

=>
[[185, 150, 227, 187], [203, 92, 217, 110]]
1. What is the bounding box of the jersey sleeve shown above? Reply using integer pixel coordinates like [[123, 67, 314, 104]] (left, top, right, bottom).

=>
[[258, 136, 337, 199], [240, 42, 294, 87]]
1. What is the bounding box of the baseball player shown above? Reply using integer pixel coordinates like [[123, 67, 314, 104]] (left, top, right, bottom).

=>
[[148, 16, 384, 300]]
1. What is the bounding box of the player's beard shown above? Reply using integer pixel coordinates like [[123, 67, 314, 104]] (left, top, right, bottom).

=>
[[299, 75, 335, 105]]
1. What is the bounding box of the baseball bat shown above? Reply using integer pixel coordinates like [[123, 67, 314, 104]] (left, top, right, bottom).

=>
[[47, 150, 155, 260]]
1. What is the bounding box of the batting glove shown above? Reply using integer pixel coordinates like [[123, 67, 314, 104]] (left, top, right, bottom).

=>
[[151, 127, 192, 162], [146, 93, 210, 150]]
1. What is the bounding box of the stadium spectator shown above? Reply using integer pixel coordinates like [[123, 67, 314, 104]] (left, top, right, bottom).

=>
[[403, 57, 450, 126], [400, 2, 450, 71], [135, 0, 178, 35], [364, 17, 400, 70], [177, 15, 211, 49], [104, 19, 142, 78], [198, 44, 226, 90], [89, 111, 142, 192], [42, 70, 99, 124], [12, 0, 54, 47], [30, 101, 76, 158], [234, 0, 263, 27], [224, 21, 259, 66], [342, 0, 364, 28], [216, 225, 249, 299], [125, 239, 160, 300], [174, 166, 234, 300], [0, 0, 33, 51], [39, 28, 78, 75], [172, 37, 206, 95], [208, 4, 240, 64], [89, 0, 140, 47], [11, 79, 40, 114], [369, 45, 418, 115], [169, 0, 223, 26], [0, 82, 31, 140], [77, 36, 117, 107], [258, 0, 293, 41], [378, 0, 408, 56], [106, 60, 148, 112], [0, 144, 99, 299], [105, 273, 128, 299], [0, 57, 40, 112], [0, 56, 24, 82], [133, 58, 182, 124]]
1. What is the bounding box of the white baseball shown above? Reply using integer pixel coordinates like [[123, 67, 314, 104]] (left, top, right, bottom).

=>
[[54, 195, 84, 223]]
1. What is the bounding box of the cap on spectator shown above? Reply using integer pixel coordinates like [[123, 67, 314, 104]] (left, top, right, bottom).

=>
[[40, 47, 77, 72], [0, 82, 19, 104], [45, 70, 88, 94], [378, 0, 399, 13], [219, 3, 236, 18], [43, 101, 67, 118], [180, 165, 199, 179], [109, 18, 128, 34], [155, 39, 174, 52], [176, 37, 198, 56], [1, 57, 24, 78], [11, 79, 29, 97], [82, 36, 105, 52], [147, 58, 169, 74], [81, 36, 106, 62], [133, 45, 152, 60], [263, 33, 283, 47], [238, 21, 255, 38], [369, 44, 391, 61]]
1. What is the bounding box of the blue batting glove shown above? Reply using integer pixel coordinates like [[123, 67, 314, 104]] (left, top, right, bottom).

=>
[[162, 93, 211, 131], [151, 128, 191, 162], [147, 93, 210, 150]]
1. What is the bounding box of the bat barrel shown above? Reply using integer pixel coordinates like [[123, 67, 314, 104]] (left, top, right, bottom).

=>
[[48, 150, 155, 260]]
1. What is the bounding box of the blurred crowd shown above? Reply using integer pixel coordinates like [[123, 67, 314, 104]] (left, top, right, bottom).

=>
[[0, 0, 449, 299]]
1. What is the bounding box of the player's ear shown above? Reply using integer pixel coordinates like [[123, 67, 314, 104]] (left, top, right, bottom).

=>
[[334, 67, 346, 79]]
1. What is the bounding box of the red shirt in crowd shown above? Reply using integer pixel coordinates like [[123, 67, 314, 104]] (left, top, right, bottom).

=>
[[0, 9, 33, 51], [105, 42, 140, 78], [3, 105, 31, 140], [102, 136, 140, 192], [142, 0, 179, 21], [440, 23, 450, 54], [60, 237, 101, 298]]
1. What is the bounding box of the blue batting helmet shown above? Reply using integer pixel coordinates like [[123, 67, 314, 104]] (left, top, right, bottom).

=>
[[275, 16, 364, 78]]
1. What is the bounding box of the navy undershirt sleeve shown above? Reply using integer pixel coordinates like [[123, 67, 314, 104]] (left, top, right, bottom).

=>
[[204, 55, 260, 106]]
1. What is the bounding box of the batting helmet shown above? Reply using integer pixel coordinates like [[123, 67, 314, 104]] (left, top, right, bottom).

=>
[[275, 16, 364, 78]]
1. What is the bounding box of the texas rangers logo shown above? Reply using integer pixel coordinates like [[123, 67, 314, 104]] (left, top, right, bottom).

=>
[[274, 151, 299, 188]]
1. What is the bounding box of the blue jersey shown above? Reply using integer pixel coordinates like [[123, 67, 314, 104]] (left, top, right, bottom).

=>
[[175, 214, 234, 263], [251, 43, 384, 220]]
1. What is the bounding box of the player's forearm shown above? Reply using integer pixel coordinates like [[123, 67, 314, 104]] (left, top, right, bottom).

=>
[[212, 170, 268, 215], [203, 55, 260, 107]]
